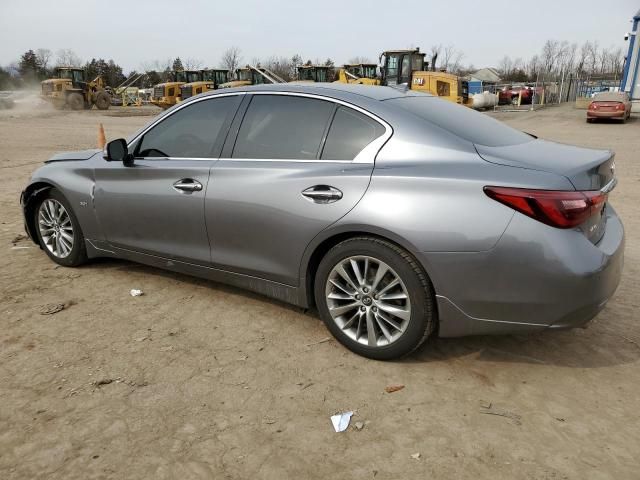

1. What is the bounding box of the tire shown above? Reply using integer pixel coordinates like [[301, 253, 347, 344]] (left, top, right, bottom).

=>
[[314, 237, 436, 360], [586, 118, 594, 123], [33, 188, 87, 267], [66, 92, 84, 110], [94, 91, 110, 110]]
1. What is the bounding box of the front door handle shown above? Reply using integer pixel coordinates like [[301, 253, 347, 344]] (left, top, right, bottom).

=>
[[301, 185, 343, 204], [173, 178, 203, 193]]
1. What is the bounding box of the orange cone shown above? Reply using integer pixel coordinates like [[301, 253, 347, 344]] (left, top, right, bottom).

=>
[[97, 123, 106, 149]]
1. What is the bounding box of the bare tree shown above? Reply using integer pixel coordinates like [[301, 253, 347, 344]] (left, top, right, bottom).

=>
[[441, 45, 464, 72], [429, 44, 442, 69], [55, 49, 82, 67], [35, 48, 52, 72], [220, 47, 242, 74], [183, 58, 203, 70]]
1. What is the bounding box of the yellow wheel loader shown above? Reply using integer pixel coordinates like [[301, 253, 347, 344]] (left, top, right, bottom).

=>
[[179, 69, 230, 101], [296, 65, 330, 82], [334, 64, 380, 85], [219, 66, 285, 89], [40, 67, 111, 110], [150, 70, 201, 109], [380, 48, 470, 105]]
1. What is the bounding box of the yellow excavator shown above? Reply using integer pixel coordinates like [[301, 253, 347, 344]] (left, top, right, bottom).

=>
[[40, 67, 111, 110], [179, 69, 230, 100], [380, 48, 470, 105], [219, 65, 285, 89], [296, 65, 330, 82], [150, 70, 201, 109], [334, 63, 380, 85]]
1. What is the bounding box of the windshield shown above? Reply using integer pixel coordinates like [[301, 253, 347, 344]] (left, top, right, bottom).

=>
[[237, 69, 251, 82], [389, 96, 533, 147], [363, 65, 376, 78], [298, 68, 314, 81], [215, 71, 228, 84], [186, 72, 201, 83]]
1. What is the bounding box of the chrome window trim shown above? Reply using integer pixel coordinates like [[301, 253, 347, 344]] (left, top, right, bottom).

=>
[[230, 91, 393, 164], [127, 92, 247, 152], [129, 90, 393, 164]]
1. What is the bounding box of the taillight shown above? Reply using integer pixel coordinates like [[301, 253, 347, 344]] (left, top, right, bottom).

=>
[[616, 103, 625, 110], [589, 102, 598, 110], [484, 186, 607, 229]]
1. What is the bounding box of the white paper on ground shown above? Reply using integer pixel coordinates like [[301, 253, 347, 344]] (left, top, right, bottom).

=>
[[330, 411, 353, 432]]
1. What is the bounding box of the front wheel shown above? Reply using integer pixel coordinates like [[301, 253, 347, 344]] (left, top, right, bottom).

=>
[[314, 237, 436, 360], [34, 189, 87, 267], [67, 92, 84, 110]]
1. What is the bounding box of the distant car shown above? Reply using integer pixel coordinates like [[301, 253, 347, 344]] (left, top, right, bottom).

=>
[[587, 92, 632, 123], [498, 85, 534, 105], [20, 84, 624, 359]]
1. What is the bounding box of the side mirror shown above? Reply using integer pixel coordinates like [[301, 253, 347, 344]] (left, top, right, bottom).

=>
[[104, 138, 130, 163]]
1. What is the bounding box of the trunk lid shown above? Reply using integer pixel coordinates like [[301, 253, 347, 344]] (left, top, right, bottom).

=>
[[475, 139, 615, 191], [476, 139, 616, 244]]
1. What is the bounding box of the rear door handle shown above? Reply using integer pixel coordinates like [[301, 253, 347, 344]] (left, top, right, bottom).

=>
[[301, 185, 343, 204], [173, 178, 203, 193]]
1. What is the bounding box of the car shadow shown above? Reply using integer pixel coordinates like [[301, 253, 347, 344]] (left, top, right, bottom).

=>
[[85, 258, 639, 370], [405, 324, 640, 369]]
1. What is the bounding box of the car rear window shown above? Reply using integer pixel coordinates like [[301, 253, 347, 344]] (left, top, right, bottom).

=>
[[387, 96, 533, 147], [593, 92, 627, 102]]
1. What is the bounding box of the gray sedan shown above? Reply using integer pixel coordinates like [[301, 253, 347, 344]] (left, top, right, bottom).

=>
[[21, 84, 624, 359]]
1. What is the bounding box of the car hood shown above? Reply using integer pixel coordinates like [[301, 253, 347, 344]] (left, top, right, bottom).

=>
[[475, 139, 615, 191], [45, 149, 101, 163]]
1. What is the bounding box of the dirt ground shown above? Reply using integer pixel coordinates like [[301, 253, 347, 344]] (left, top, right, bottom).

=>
[[0, 96, 639, 480]]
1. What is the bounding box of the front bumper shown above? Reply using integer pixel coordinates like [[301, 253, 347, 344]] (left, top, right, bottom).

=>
[[423, 206, 624, 337]]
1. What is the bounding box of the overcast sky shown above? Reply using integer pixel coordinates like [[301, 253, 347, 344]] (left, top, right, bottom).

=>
[[0, 0, 637, 72]]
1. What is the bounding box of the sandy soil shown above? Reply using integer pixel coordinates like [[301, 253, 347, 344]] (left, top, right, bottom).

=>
[[0, 98, 639, 479]]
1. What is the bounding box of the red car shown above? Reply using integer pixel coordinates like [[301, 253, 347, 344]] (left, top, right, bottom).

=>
[[587, 92, 632, 123], [498, 85, 534, 105]]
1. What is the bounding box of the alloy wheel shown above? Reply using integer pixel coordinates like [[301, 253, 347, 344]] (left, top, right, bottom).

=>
[[325, 255, 412, 347], [38, 199, 74, 258]]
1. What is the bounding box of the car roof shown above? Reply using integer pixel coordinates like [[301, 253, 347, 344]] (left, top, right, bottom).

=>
[[200, 82, 433, 102]]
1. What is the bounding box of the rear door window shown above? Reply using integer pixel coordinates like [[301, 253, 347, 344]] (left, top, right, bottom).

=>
[[137, 95, 241, 158], [232, 95, 335, 160], [321, 107, 385, 160]]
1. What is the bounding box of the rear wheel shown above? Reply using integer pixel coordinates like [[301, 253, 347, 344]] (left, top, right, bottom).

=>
[[34, 189, 87, 267], [94, 91, 110, 110], [314, 237, 436, 360], [67, 93, 84, 110]]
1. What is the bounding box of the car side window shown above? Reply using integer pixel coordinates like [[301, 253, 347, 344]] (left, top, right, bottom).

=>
[[232, 95, 334, 160], [321, 107, 385, 161], [137, 95, 241, 158]]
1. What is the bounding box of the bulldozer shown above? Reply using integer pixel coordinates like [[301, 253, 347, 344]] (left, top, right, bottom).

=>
[[380, 48, 470, 105], [150, 70, 201, 109], [179, 69, 230, 101], [296, 65, 330, 82], [219, 66, 285, 89], [40, 67, 111, 110], [334, 63, 380, 85]]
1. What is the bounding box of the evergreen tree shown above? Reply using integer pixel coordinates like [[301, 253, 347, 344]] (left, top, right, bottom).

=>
[[172, 57, 184, 71], [19, 49, 41, 83]]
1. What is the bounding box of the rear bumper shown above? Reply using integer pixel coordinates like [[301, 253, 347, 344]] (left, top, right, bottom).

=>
[[587, 111, 625, 119], [422, 206, 624, 337]]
